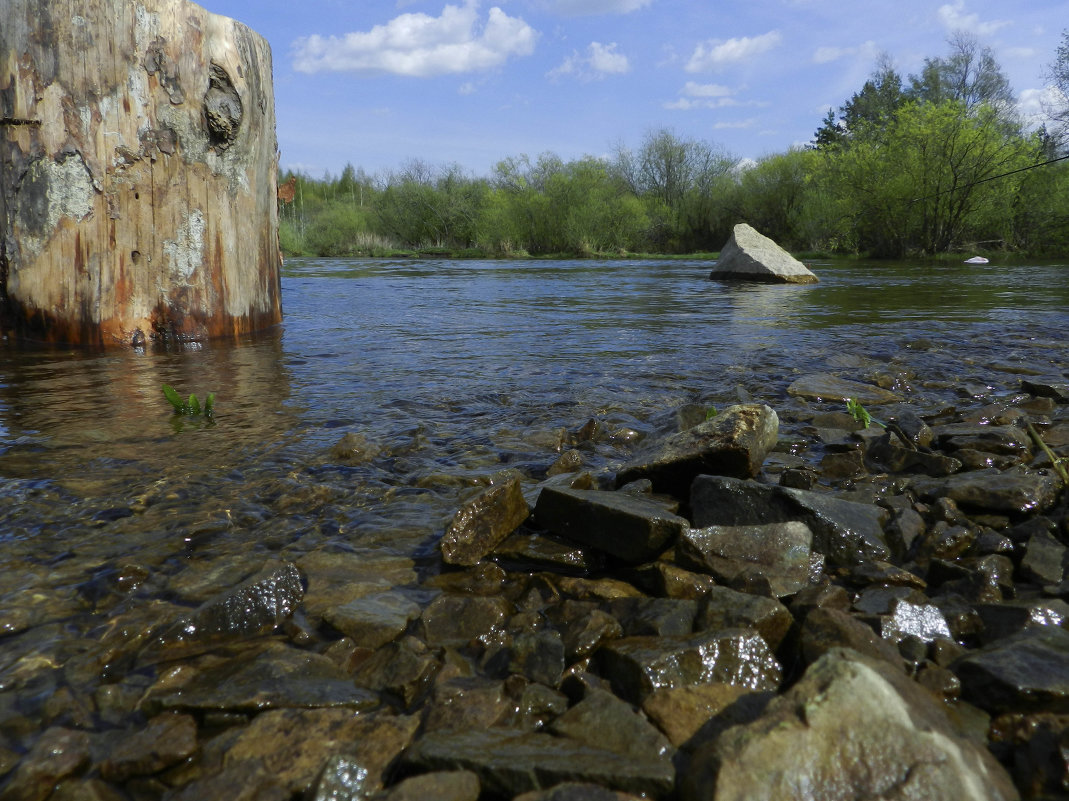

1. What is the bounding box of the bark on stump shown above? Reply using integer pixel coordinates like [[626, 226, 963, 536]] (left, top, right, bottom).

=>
[[0, 0, 282, 346]]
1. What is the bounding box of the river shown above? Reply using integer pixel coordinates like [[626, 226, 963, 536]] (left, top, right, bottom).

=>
[[0, 257, 1066, 729]]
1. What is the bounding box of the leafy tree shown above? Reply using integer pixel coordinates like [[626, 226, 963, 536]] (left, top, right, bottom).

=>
[[813, 56, 905, 148], [1043, 29, 1069, 150], [907, 32, 1016, 121]]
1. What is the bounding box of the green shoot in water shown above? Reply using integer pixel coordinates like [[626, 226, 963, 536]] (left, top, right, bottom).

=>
[[705, 405, 718, 421], [162, 384, 215, 418], [846, 397, 883, 429]]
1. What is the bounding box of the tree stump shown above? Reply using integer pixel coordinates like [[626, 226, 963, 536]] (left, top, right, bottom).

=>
[[0, 0, 282, 346]]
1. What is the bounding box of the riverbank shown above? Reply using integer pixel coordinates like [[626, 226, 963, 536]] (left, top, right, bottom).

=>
[[1, 259, 1067, 798]]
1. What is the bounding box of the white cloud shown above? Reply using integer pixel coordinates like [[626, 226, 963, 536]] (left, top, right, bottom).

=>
[[686, 31, 782, 72], [1018, 85, 1067, 129], [548, 41, 630, 80], [547, 0, 653, 15], [812, 40, 878, 65], [936, 1, 1010, 36], [292, 1, 538, 76], [663, 81, 770, 111], [713, 119, 757, 129]]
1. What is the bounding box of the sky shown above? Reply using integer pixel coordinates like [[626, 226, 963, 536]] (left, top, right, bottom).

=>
[[199, 0, 1069, 179]]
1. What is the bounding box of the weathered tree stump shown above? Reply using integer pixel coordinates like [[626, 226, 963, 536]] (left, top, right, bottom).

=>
[[0, 0, 282, 346]]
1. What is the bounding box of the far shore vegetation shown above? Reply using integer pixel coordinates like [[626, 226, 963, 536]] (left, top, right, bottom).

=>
[[279, 32, 1069, 262]]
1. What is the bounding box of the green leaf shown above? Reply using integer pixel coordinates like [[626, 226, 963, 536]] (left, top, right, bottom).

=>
[[705, 406, 718, 421], [204, 393, 215, 418], [162, 384, 185, 413], [188, 394, 201, 416]]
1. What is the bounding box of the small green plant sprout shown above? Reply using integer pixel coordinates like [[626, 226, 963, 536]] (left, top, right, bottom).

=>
[[162, 384, 215, 418], [705, 405, 719, 421], [846, 398, 884, 429]]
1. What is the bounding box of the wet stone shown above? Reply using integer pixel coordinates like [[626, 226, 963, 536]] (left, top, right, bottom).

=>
[[605, 597, 698, 637], [595, 628, 782, 705], [424, 677, 511, 733], [533, 486, 689, 564], [975, 599, 1069, 642], [800, 607, 903, 669], [614, 404, 780, 496], [1021, 379, 1069, 402], [509, 629, 566, 686], [379, 770, 481, 801], [640, 683, 756, 748], [953, 626, 1069, 714], [513, 783, 646, 801], [350, 636, 440, 709], [296, 550, 417, 623], [681, 648, 1018, 801], [492, 531, 600, 573], [321, 590, 421, 649], [1018, 529, 1067, 586], [2, 727, 90, 801], [879, 600, 953, 644], [227, 708, 419, 795], [420, 594, 511, 648], [689, 475, 890, 567], [139, 561, 304, 664], [677, 521, 813, 599], [147, 641, 379, 714], [400, 728, 675, 798], [696, 587, 793, 651], [550, 603, 624, 662], [99, 712, 197, 782], [910, 466, 1062, 516], [932, 423, 1032, 458], [548, 687, 674, 764], [786, 374, 903, 405], [440, 474, 531, 566], [627, 562, 719, 601]]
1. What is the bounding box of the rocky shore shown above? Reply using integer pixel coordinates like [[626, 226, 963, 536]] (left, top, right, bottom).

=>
[[3, 374, 1069, 800]]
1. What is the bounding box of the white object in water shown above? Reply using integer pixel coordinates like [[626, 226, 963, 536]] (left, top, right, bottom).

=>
[[964, 256, 989, 264]]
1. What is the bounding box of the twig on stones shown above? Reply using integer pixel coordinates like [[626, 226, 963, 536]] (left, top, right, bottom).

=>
[[1025, 420, 1069, 485]]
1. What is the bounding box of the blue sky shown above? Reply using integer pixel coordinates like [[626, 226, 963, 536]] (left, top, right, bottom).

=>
[[200, 0, 1068, 179]]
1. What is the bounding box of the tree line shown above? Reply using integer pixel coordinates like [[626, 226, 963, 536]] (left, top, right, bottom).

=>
[[279, 31, 1069, 260]]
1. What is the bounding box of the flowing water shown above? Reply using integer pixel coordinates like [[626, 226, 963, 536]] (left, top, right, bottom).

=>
[[0, 257, 1067, 722]]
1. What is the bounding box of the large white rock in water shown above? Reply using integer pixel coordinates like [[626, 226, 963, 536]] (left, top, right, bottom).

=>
[[710, 223, 818, 284]]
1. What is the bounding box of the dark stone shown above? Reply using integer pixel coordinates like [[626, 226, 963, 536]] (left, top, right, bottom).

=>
[[595, 629, 782, 704], [424, 678, 512, 733], [350, 637, 441, 709], [509, 629, 566, 687], [910, 467, 1062, 516], [696, 587, 793, 651], [677, 521, 813, 598], [1021, 380, 1069, 402], [975, 599, 1069, 643], [146, 641, 379, 714], [605, 598, 699, 637], [799, 607, 902, 669], [614, 404, 780, 496], [228, 708, 419, 795], [420, 594, 511, 648], [549, 602, 624, 662], [548, 688, 674, 764], [786, 374, 902, 405], [512, 783, 645, 801], [953, 627, 1069, 714], [322, 590, 420, 649], [681, 649, 1018, 801], [379, 771, 481, 801], [401, 728, 675, 798], [1018, 530, 1067, 586], [932, 423, 1032, 458], [689, 475, 890, 566], [139, 561, 304, 664], [99, 712, 197, 782], [533, 486, 689, 564], [864, 429, 961, 476], [441, 475, 530, 566], [1, 727, 90, 801]]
